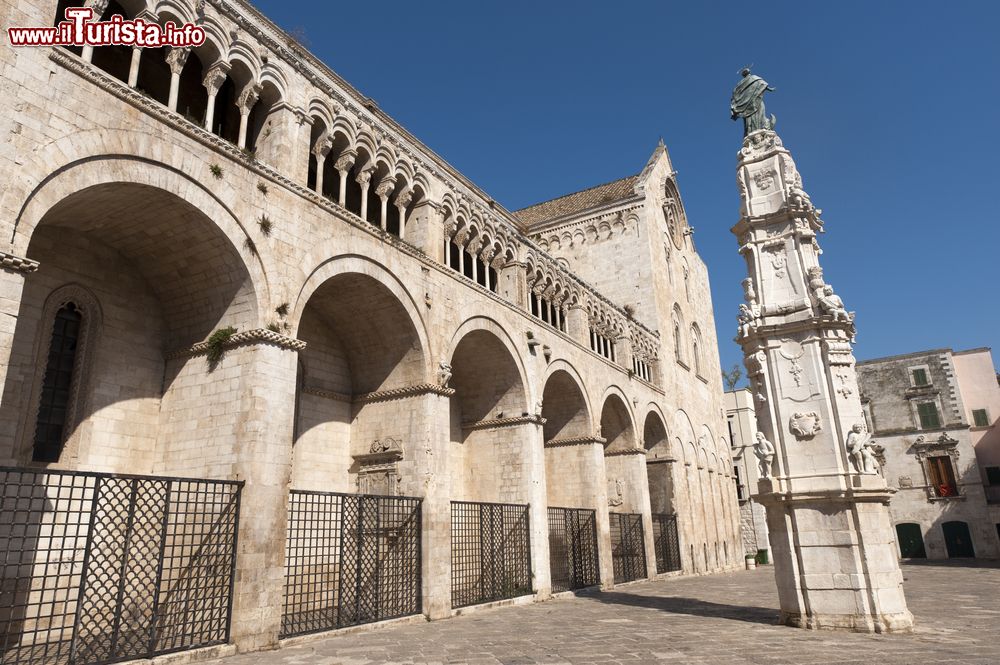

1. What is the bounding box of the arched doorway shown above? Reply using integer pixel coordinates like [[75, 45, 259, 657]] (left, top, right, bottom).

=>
[[291, 272, 425, 493], [895, 523, 927, 559], [4, 181, 258, 472], [643, 411, 672, 513], [540, 367, 600, 591], [943, 521, 975, 558], [601, 393, 647, 583]]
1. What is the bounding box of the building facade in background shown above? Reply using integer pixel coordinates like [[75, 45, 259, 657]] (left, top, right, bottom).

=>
[[857, 347, 1000, 559], [0, 0, 740, 661]]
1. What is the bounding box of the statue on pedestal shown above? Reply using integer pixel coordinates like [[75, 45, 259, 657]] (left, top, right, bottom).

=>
[[731, 68, 776, 137], [753, 432, 775, 479], [846, 423, 880, 474]]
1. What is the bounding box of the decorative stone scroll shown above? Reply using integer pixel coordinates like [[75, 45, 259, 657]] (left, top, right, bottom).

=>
[[603, 446, 647, 457], [543, 435, 607, 448], [461, 414, 545, 431], [353, 383, 455, 404]]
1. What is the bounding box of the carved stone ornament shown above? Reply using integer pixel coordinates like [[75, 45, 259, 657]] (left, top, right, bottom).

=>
[[607, 478, 624, 507], [753, 432, 775, 479], [753, 168, 777, 191], [845, 424, 879, 475], [436, 361, 452, 388], [788, 411, 822, 440], [353, 437, 404, 496]]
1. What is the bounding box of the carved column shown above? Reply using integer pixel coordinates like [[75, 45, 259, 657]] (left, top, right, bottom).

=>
[[732, 129, 912, 632], [333, 150, 356, 207], [126, 47, 142, 88], [202, 63, 230, 132], [356, 167, 374, 221], [236, 82, 262, 149], [80, 0, 108, 62], [165, 47, 190, 111], [311, 133, 333, 196], [394, 189, 413, 240], [375, 176, 395, 232]]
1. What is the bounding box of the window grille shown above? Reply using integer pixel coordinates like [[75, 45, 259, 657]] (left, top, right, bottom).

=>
[[651, 513, 682, 573], [609, 512, 646, 584], [547, 507, 599, 592], [450, 501, 531, 608], [32, 303, 82, 462]]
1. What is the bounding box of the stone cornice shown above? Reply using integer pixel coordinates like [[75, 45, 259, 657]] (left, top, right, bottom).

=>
[[354, 383, 455, 404], [0, 251, 39, 274], [544, 435, 607, 448], [527, 199, 644, 236], [166, 328, 306, 360], [604, 446, 647, 457], [462, 414, 545, 431]]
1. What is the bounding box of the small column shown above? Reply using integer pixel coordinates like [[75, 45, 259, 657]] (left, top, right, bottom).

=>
[[334, 150, 356, 207], [81, 0, 108, 62], [202, 63, 230, 133], [356, 167, 374, 221], [312, 133, 333, 196], [127, 47, 142, 88], [375, 176, 396, 232], [394, 189, 413, 240], [164, 47, 190, 111], [236, 82, 262, 149]]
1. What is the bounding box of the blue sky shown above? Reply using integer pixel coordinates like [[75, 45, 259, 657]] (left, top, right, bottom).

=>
[[253, 0, 1000, 379]]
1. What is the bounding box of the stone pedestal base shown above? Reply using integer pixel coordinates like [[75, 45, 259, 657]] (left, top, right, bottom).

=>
[[757, 477, 914, 634]]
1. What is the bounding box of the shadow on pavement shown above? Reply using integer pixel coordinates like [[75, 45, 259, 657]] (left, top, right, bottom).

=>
[[901, 559, 1000, 570], [581, 590, 778, 625]]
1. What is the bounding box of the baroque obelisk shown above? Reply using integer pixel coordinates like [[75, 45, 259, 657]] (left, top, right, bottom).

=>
[[730, 69, 913, 632]]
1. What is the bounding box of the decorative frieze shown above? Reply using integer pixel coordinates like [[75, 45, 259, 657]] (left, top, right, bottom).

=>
[[543, 435, 607, 448], [0, 251, 39, 273], [461, 414, 545, 431]]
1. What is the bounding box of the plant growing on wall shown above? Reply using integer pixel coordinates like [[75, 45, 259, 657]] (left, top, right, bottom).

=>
[[257, 181, 269, 195], [275, 302, 289, 317], [206, 326, 237, 370], [209, 164, 223, 179], [258, 214, 272, 237]]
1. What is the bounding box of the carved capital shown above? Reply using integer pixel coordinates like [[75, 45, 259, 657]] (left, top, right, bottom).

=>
[[236, 82, 262, 115], [202, 63, 230, 96], [394, 188, 413, 209], [355, 167, 374, 187], [165, 46, 190, 76], [312, 133, 333, 159], [375, 176, 395, 199], [334, 149, 357, 173]]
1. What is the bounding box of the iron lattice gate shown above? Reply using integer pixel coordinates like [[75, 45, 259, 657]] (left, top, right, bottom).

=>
[[281, 492, 422, 638], [651, 513, 682, 573], [450, 501, 531, 608], [609, 512, 646, 584], [547, 507, 599, 592], [0, 467, 241, 665]]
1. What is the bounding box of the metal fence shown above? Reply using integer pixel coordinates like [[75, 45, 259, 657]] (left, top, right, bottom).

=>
[[651, 513, 682, 573], [281, 491, 422, 638], [450, 501, 531, 608], [0, 467, 241, 665], [547, 507, 599, 592], [609, 512, 646, 584]]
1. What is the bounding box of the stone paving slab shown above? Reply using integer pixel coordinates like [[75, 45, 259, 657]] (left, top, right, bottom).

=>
[[202, 562, 1000, 665]]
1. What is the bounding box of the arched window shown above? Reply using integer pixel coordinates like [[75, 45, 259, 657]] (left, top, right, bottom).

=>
[[33, 303, 83, 462], [27, 286, 100, 464], [672, 306, 684, 365], [691, 324, 703, 376]]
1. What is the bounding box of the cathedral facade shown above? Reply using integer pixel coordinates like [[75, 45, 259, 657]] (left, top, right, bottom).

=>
[[0, 0, 740, 658]]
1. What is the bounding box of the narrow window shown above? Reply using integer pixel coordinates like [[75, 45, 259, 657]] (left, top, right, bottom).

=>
[[972, 409, 990, 427], [927, 456, 958, 497], [33, 303, 83, 462], [911, 368, 929, 386], [917, 402, 941, 429]]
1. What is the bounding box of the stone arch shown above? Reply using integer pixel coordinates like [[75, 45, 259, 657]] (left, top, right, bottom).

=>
[[290, 262, 428, 493], [643, 408, 674, 515], [292, 254, 432, 379], [599, 389, 636, 453], [3, 174, 261, 473], [540, 361, 593, 443], [447, 317, 529, 423], [11, 156, 268, 332]]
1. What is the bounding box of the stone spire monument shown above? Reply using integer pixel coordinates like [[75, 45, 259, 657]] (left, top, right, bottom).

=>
[[730, 69, 913, 633]]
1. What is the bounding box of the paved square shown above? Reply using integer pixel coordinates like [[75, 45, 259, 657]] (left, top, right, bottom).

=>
[[203, 562, 1000, 665]]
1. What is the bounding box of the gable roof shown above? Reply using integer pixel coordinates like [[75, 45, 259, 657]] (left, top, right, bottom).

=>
[[513, 175, 640, 227]]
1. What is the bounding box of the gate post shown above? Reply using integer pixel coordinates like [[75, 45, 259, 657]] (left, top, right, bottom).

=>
[[229, 342, 299, 652]]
